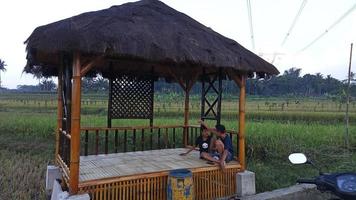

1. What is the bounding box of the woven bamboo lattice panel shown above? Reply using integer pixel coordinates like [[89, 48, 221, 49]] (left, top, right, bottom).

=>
[[109, 75, 154, 120]]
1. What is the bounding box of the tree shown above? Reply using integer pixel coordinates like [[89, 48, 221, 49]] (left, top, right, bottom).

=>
[[249, 68, 346, 97], [0, 59, 6, 88], [17, 84, 40, 92], [82, 77, 108, 92], [283, 67, 302, 78], [315, 73, 324, 95], [39, 79, 56, 91]]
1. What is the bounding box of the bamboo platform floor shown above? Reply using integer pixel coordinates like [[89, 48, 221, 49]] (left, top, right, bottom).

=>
[[79, 148, 239, 182]]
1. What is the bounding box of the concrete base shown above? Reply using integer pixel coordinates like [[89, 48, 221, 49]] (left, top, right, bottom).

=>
[[51, 180, 69, 200], [236, 170, 256, 197], [46, 165, 61, 192], [47, 165, 89, 200], [67, 194, 90, 200], [50, 179, 90, 200], [239, 184, 337, 200]]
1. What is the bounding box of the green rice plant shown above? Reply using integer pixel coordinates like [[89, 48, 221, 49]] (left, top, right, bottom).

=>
[[0, 92, 356, 196]]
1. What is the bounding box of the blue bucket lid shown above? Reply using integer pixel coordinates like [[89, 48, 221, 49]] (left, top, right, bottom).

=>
[[169, 169, 192, 178]]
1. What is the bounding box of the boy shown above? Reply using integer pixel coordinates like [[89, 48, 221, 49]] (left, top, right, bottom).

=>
[[180, 125, 215, 162]]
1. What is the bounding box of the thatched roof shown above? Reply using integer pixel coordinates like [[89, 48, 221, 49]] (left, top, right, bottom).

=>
[[24, 0, 279, 79]]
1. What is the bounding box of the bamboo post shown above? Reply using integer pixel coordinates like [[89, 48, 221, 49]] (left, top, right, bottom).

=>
[[345, 43, 353, 150], [69, 52, 82, 194], [184, 88, 189, 146], [56, 64, 63, 163], [238, 75, 246, 170], [167, 68, 198, 147]]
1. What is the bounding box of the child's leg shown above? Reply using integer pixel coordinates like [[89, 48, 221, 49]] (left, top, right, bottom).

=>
[[201, 152, 219, 163], [215, 140, 227, 171], [220, 150, 228, 163], [215, 140, 225, 154]]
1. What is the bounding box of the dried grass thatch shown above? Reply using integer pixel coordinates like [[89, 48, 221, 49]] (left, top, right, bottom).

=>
[[24, 0, 279, 79]]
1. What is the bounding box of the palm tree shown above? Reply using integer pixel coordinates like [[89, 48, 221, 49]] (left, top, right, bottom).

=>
[[0, 59, 6, 88]]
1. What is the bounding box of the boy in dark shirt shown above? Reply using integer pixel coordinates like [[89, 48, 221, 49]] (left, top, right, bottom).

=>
[[180, 125, 216, 163]]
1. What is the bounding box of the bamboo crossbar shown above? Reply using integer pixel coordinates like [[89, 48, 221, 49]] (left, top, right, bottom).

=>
[[80, 125, 238, 135], [80, 125, 185, 131], [57, 154, 70, 185], [79, 163, 240, 188], [188, 125, 238, 135], [59, 128, 71, 139]]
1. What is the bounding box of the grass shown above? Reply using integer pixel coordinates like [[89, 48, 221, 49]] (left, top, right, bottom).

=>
[[0, 132, 53, 200], [245, 121, 356, 191], [0, 93, 355, 199]]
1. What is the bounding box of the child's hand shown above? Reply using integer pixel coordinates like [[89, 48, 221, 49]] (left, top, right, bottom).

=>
[[198, 119, 203, 124]]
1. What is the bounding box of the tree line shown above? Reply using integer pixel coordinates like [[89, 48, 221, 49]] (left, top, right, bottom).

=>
[[247, 68, 354, 96], [157, 67, 356, 97], [9, 68, 356, 98]]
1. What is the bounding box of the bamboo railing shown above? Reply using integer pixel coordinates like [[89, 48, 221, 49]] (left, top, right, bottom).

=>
[[79, 125, 238, 156], [80, 125, 190, 156]]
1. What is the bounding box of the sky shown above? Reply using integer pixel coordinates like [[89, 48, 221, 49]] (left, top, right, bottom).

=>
[[0, 0, 355, 89]]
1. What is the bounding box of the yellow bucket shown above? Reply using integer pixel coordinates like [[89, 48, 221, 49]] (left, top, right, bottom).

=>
[[167, 169, 194, 200]]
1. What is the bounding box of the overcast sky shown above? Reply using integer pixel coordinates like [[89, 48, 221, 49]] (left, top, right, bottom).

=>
[[0, 0, 355, 89]]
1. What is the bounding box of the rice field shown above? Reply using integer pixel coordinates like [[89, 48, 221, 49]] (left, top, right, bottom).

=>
[[0, 92, 355, 199]]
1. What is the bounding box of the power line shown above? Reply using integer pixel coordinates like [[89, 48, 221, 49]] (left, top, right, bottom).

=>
[[271, 52, 285, 64], [246, 0, 255, 50], [299, 2, 356, 53], [281, 0, 308, 46], [272, 0, 308, 64]]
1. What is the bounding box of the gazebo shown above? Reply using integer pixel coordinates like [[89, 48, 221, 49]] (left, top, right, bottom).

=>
[[24, 0, 279, 199]]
